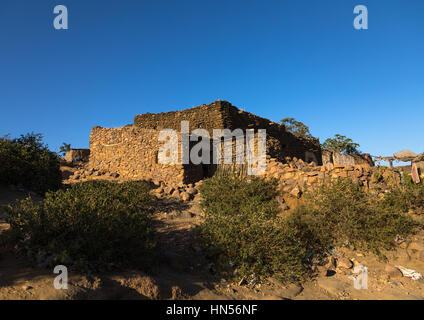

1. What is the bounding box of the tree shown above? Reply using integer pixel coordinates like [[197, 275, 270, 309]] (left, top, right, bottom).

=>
[[321, 134, 360, 154], [0, 132, 62, 194], [280, 118, 312, 138], [59, 142, 71, 156]]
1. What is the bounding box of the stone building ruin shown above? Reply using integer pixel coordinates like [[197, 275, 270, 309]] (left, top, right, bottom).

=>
[[65, 148, 90, 163], [322, 149, 374, 167], [88, 100, 322, 185]]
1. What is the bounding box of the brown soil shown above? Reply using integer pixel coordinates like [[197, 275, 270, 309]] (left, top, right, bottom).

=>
[[1, 169, 424, 300]]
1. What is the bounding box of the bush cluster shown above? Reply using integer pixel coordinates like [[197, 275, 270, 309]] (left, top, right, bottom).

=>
[[291, 179, 420, 257], [0, 133, 62, 194], [5, 180, 157, 271], [383, 176, 424, 215], [199, 175, 421, 283], [199, 175, 317, 282]]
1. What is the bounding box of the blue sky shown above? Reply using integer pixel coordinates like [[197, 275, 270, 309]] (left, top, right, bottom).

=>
[[0, 0, 423, 159]]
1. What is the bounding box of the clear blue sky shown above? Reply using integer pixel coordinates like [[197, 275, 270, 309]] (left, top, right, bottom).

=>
[[1, 0, 423, 159]]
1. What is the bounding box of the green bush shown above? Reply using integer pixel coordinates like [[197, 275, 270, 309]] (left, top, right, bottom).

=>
[[200, 174, 280, 220], [199, 175, 421, 283], [199, 175, 317, 282], [291, 178, 421, 256], [383, 177, 424, 215], [5, 180, 157, 271], [0, 133, 62, 194]]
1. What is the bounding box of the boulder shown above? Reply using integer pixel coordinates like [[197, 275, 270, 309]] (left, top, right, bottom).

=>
[[186, 187, 198, 196], [155, 186, 164, 194], [289, 187, 302, 198], [180, 192, 191, 202], [171, 189, 181, 198], [164, 187, 175, 195]]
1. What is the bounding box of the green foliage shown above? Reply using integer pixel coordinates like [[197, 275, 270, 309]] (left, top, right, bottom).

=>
[[5, 180, 157, 271], [59, 142, 71, 156], [200, 174, 280, 220], [383, 177, 424, 215], [199, 175, 317, 282], [0, 133, 62, 194], [280, 117, 312, 138], [291, 179, 421, 256], [321, 134, 360, 154], [199, 175, 421, 283]]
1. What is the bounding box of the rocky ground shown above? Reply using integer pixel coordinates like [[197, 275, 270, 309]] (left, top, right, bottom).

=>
[[0, 163, 423, 300]]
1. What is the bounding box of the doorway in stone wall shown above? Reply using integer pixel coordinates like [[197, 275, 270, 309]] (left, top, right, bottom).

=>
[[202, 164, 217, 178]]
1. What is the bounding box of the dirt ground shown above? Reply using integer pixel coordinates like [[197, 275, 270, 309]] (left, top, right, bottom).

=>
[[1, 167, 424, 300]]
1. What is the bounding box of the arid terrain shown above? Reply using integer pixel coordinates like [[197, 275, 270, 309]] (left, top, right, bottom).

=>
[[0, 163, 423, 300]]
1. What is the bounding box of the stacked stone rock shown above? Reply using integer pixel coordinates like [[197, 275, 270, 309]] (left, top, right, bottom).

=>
[[134, 100, 322, 163], [68, 167, 119, 181], [152, 181, 202, 202], [263, 156, 402, 201]]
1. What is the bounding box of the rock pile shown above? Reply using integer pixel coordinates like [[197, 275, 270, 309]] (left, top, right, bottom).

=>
[[263, 156, 402, 201], [152, 181, 202, 202], [68, 168, 120, 181]]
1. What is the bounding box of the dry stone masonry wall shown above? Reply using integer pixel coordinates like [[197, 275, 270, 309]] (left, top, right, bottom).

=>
[[65, 149, 90, 163], [262, 156, 402, 209], [89, 126, 203, 185], [133, 100, 322, 164], [89, 100, 324, 186]]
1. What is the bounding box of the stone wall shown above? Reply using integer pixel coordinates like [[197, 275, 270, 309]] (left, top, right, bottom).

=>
[[224, 103, 322, 164], [134, 101, 226, 135], [322, 150, 374, 167], [89, 100, 326, 186], [89, 126, 203, 185], [263, 156, 401, 205], [134, 100, 322, 165], [65, 149, 90, 162]]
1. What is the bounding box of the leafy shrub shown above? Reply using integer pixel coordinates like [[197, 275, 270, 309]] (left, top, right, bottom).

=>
[[199, 175, 421, 283], [199, 174, 318, 282], [200, 174, 279, 220], [383, 177, 424, 215], [5, 180, 157, 271], [0, 133, 62, 194], [291, 178, 421, 256]]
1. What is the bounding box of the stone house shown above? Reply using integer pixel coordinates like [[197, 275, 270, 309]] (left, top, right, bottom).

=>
[[88, 100, 322, 185]]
